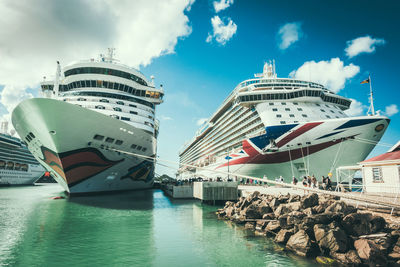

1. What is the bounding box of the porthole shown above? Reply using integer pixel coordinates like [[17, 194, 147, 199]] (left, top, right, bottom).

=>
[[375, 124, 384, 132]]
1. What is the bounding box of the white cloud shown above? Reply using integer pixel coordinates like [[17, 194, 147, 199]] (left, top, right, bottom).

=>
[[0, 0, 194, 117], [160, 115, 173, 121], [345, 99, 366, 116], [345, 36, 385, 58], [289, 58, 360, 93], [196, 118, 208, 126], [206, 15, 237, 45], [213, 0, 234, 13], [277, 22, 302, 50], [385, 104, 398, 117]]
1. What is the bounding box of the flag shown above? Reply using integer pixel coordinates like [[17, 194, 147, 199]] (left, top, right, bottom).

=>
[[360, 78, 370, 84]]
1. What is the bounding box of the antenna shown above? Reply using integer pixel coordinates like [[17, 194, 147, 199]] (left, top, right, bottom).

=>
[[53, 61, 61, 98], [367, 74, 375, 116]]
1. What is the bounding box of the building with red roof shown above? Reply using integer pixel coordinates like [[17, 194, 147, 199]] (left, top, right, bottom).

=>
[[359, 141, 400, 193]]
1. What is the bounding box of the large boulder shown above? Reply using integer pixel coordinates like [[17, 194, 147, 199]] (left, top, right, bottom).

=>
[[286, 201, 302, 211], [342, 213, 386, 236], [274, 204, 292, 218], [255, 220, 268, 232], [269, 198, 280, 210], [286, 230, 318, 257], [265, 220, 281, 233], [274, 229, 295, 244], [242, 203, 262, 219], [262, 213, 275, 220], [325, 201, 356, 215], [330, 250, 361, 265], [287, 211, 306, 226], [354, 239, 387, 266], [301, 193, 319, 209], [225, 206, 235, 218], [244, 222, 255, 230], [288, 194, 301, 203], [314, 224, 348, 253], [257, 200, 273, 215], [313, 205, 325, 214], [278, 194, 290, 203]]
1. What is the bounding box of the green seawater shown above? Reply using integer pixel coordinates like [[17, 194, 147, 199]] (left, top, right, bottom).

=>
[[0, 184, 318, 267]]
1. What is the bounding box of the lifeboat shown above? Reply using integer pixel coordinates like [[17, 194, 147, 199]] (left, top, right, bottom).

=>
[[0, 160, 5, 168], [14, 163, 21, 170], [6, 162, 14, 169]]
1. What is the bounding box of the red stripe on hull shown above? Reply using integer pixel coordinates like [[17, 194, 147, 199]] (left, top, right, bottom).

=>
[[276, 122, 323, 147], [217, 137, 352, 169]]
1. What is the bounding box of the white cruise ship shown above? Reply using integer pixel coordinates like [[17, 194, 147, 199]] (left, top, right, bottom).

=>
[[11, 49, 163, 194], [0, 132, 44, 185], [178, 62, 390, 181]]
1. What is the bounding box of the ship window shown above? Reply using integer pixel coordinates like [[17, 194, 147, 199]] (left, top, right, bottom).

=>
[[93, 134, 104, 141], [281, 102, 286, 105], [100, 99, 109, 103], [29, 132, 35, 138], [297, 108, 303, 111], [272, 108, 278, 111], [77, 98, 86, 101], [302, 114, 308, 117], [131, 144, 137, 149], [137, 145, 142, 150], [121, 117, 130, 121], [326, 115, 331, 118], [306, 142, 311, 145], [95, 105, 105, 109], [293, 102, 298, 105], [320, 109, 325, 112], [325, 104, 330, 108], [91, 80, 96, 87], [105, 137, 114, 143], [130, 111, 138, 115], [330, 110, 335, 113], [285, 108, 290, 111], [113, 107, 122, 112], [280, 121, 286, 124], [86, 80, 91, 87], [316, 104, 320, 106], [335, 116, 339, 118], [142, 147, 147, 152], [269, 102, 274, 105], [276, 114, 282, 118], [129, 104, 137, 108], [115, 140, 123, 145], [289, 114, 295, 117], [116, 101, 124, 105]]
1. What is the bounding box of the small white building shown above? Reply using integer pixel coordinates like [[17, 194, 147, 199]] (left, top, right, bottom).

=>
[[359, 141, 400, 194]]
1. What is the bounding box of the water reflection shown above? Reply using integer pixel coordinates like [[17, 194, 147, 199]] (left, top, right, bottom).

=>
[[68, 189, 155, 210]]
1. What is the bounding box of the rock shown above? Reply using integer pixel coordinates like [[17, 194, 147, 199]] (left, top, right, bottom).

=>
[[286, 230, 318, 257], [325, 201, 356, 215], [301, 193, 319, 209], [286, 201, 302, 211], [288, 194, 301, 203], [257, 200, 273, 215], [243, 203, 262, 219], [313, 205, 325, 214], [359, 233, 394, 252], [262, 213, 275, 220], [265, 220, 281, 233], [274, 229, 295, 244], [269, 198, 280, 210], [303, 207, 314, 216], [314, 224, 348, 253], [371, 216, 386, 233], [255, 220, 268, 232], [303, 213, 336, 226], [342, 213, 374, 236], [244, 222, 255, 230], [224, 201, 234, 208], [278, 194, 290, 203], [388, 252, 400, 260], [287, 211, 306, 226], [392, 236, 400, 254], [274, 204, 292, 218], [225, 206, 235, 218], [354, 239, 387, 266], [330, 250, 361, 265], [278, 214, 289, 229]]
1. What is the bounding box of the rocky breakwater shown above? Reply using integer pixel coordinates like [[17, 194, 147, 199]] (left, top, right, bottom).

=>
[[217, 191, 400, 266]]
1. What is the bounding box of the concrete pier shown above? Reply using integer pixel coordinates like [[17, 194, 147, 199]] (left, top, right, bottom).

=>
[[162, 184, 193, 199], [193, 182, 238, 203]]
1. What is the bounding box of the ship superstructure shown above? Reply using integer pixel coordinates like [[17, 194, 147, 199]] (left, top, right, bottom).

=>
[[0, 132, 44, 185], [12, 49, 164, 194], [178, 61, 389, 181]]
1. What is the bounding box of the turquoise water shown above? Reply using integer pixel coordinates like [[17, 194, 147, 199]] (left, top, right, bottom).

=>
[[0, 184, 317, 267]]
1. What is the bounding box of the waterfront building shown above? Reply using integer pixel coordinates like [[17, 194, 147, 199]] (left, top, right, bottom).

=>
[[359, 141, 400, 193], [178, 61, 390, 182], [12, 49, 164, 194]]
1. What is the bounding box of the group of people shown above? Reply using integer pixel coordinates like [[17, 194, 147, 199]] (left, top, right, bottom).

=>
[[291, 175, 333, 190]]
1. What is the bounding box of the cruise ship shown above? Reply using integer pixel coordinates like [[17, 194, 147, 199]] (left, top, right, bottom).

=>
[[0, 129, 44, 185], [11, 49, 164, 194], [178, 62, 390, 181]]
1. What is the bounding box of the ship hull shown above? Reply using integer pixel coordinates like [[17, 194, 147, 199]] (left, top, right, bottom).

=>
[[0, 165, 43, 186], [181, 116, 390, 182], [12, 98, 156, 194]]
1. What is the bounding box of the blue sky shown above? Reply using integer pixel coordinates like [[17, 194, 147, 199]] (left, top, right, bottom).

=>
[[0, 0, 399, 177]]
